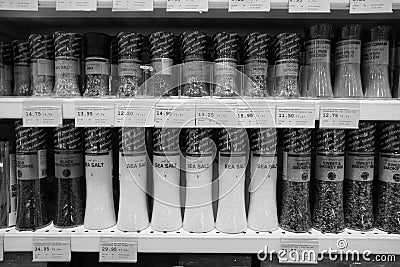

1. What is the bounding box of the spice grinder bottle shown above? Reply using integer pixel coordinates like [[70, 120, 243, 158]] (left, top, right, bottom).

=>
[[183, 128, 214, 233], [28, 34, 55, 96], [54, 120, 85, 228], [12, 40, 31, 96], [247, 128, 278, 231], [151, 128, 182, 232], [362, 26, 392, 98], [215, 128, 248, 233], [344, 122, 375, 231], [0, 41, 13, 96], [53, 32, 82, 97], [280, 128, 312, 233], [213, 32, 240, 97], [376, 122, 400, 234], [83, 32, 111, 97], [15, 121, 50, 230]]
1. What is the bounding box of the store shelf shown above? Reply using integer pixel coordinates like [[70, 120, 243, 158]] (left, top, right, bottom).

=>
[[1, 224, 400, 254]]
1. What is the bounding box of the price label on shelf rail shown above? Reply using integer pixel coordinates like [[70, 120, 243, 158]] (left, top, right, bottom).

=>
[[22, 100, 63, 127], [99, 237, 138, 263], [228, 0, 270, 12], [167, 0, 208, 12], [0, 234, 3, 262], [75, 100, 115, 127], [350, 0, 392, 14], [319, 102, 360, 129], [236, 101, 276, 127], [196, 100, 238, 127], [276, 103, 315, 128], [56, 0, 97, 11], [288, 0, 330, 13], [115, 100, 155, 127], [154, 100, 195, 128], [0, 0, 38, 11], [32, 236, 71, 262], [279, 238, 318, 264], [112, 0, 153, 11]]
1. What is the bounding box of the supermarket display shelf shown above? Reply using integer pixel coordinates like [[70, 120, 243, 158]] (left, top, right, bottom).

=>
[[0, 97, 399, 122], [1, 224, 400, 254]]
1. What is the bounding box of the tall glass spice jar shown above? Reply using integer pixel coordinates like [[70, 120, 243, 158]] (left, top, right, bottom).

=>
[[0, 42, 13, 96], [84, 128, 116, 229], [333, 24, 363, 98], [83, 32, 111, 97], [376, 122, 400, 234], [15, 121, 50, 230], [280, 128, 312, 233], [216, 128, 248, 233], [313, 128, 345, 233], [12, 40, 31, 96], [28, 34, 55, 96], [304, 24, 333, 98], [181, 31, 209, 97], [243, 33, 270, 97], [344, 122, 375, 231], [213, 32, 240, 97], [363, 26, 392, 98], [53, 32, 82, 97], [117, 32, 144, 97], [247, 128, 278, 231], [151, 128, 182, 232], [149, 31, 176, 97], [54, 121, 85, 228]]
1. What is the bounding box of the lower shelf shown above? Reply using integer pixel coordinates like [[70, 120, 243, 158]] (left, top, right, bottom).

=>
[[1, 224, 400, 254]]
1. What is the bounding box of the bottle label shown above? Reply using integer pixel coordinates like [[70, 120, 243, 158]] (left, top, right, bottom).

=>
[[345, 152, 374, 181], [16, 150, 47, 180], [55, 58, 80, 75], [14, 64, 30, 82], [151, 58, 173, 75], [214, 60, 237, 76], [219, 154, 247, 172], [0, 64, 13, 81], [335, 40, 361, 65], [275, 59, 299, 77], [119, 152, 147, 182], [55, 150, 83, 179], [85, 58, 110, 75], [244, 61, 268, 77], [306, 39, 331, 64], [85, 152, 112, 179], [315, 153, 345, 181], [183, 61, 206, 79], [282, 152, 311, 182], [249, 154, 277, 192], [185, 155, 213, 172], [118, 61, 142, 78], [379, 153, 400, 183], [362, 41, 389, 65], [9, 153, 16, 226]]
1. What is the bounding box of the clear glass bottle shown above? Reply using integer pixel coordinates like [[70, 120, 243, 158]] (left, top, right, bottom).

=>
[[28, 34, 55, 96], [12, 40, 31, 96], [213, 32, 240, 97], [83, 32, 111, 97], [53, 32, 82, 97], [0, 42, 13, 96], [363, 26, 392, 98]]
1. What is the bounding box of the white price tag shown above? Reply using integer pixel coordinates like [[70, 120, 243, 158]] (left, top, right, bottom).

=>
[[115, 100, 155, 127], [350, 0, 392, 14], [196, 100, 238, 127], [0, 0, 38, 11], [288, 0, 330, 13], [276, 103, 315, 128], [23, 100, 63, 127], [154, 100, 195, 128], [279, 239, 318, 264], [112, 0, 153, 11], [236, 101, 276, 127], [75, 100, 115, 127], [32, 236, 71, 262], [166, 0, 208, 12], [229, 0, 270, 12], [319, 102, 360, 129], [99, 237, 138, 263], [0, 234, 3, 262], [56, 0, 97, 11]]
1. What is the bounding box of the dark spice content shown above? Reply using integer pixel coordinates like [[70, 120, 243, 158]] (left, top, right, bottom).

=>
[[54, 120, 85, 228], [15, 121, 50, 231]]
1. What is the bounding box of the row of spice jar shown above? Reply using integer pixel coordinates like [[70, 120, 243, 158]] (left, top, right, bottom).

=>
[[1, 24, 400, 98], [3, 121, 400, 235]]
